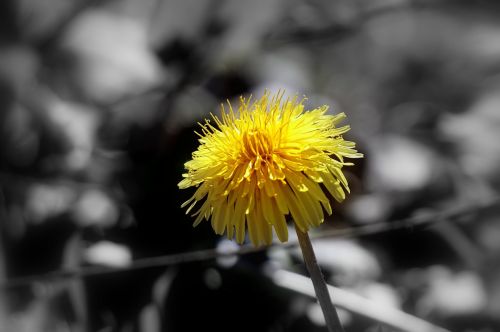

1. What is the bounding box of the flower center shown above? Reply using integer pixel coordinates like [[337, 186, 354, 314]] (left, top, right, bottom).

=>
[[241, 130, 274, 161]]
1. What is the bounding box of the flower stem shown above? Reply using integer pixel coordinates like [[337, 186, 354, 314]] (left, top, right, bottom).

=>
[[295, 227, 345, 332]]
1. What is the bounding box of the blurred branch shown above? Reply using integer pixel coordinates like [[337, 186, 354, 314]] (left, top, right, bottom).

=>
[[263, 0, 434, 47], [0, 171, 119, 199], [1, 195, 499, 289], [0, 187, 9, 323], [432, 221, 483, 269], [104, 84, 168, 107], [63, 233, 88, 332], [272, 269, 450, 332]]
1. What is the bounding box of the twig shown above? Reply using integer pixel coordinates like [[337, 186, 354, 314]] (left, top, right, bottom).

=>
[[273, 269, 450, 332], [432, 221, 483, 269], [0, 196, 498, 289], [263, 1, 422, 47], [296, 228, 344, 332]]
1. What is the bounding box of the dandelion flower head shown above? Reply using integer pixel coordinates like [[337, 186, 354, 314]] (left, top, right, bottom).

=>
[[179, 91, 362, 246]]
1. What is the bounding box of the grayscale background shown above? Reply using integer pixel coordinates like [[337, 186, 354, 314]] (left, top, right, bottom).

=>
[[1, 0, 499, 331]]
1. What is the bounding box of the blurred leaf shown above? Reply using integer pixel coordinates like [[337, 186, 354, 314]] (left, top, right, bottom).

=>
[[1, 104, 40, 168], [417, 266, 487, 317], [84, 241, 131, 268], [292, 239, 382, 285], [45, 96, 99, 171], [71, 189, 118, 228], [441, 89, 500, 182], [139, 303, 160, 332], [25, 183, 76, 223], [61, 9, 163, 103], [368, 135, 434, 192]]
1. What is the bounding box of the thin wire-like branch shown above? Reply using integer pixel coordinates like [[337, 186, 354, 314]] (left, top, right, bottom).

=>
[[1, 196, 499, 289], [263, 1, 425, 47], [0, 171, 120, 201], [273, 269, 450, 332]]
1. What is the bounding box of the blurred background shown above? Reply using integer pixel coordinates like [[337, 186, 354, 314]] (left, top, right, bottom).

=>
[[1, 0, 500, 331]]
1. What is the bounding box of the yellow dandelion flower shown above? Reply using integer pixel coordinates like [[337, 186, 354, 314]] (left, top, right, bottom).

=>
[[178, 91, 362, 246]]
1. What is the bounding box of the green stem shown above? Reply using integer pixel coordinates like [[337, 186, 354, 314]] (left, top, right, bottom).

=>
[[295, 227, 345, 332]]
